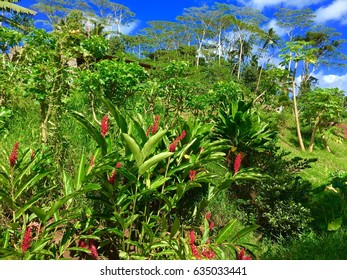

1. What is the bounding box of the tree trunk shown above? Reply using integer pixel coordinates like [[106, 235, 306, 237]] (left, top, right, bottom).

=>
[[308, 115, 320, 152], [237, 36, 243, 81], [319, 127, 331, 152], [292, 61, 305, 151]]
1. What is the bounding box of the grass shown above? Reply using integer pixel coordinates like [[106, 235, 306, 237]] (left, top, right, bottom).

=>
[[261, 229, 347, 260], [277, 123, 347, 188]]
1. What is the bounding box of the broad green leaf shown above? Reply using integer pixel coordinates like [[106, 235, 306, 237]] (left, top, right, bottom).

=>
[[215, 219, 237, 244], [170, 217, 180, 238], [177, 138, 197, 164], [122, 133, 143, 166], [138, 152, 173, 175], [149, 176, 171, 190], [142, 130, 167, 158], [328, 217, 343, 231]]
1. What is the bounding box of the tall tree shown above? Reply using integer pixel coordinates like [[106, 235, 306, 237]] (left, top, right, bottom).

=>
[[280, 41, 318, 151]]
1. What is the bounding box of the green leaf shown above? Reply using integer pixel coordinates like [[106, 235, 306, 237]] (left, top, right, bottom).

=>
[[229, 224, 260, 242], [70, 111, 107, 155], [328, 217, 343, 231], [170, 217, 180, 238], [138, 152, 173, 176], [14, 170, 53, 200], [122, 133, 143, 166], [149, 176, 171, 190], [102, 97, 128, 133], [31, 207, 47, 223], [74, 154, 86, 191], [142, 130, 167, 159], [215, 219, 237, 244]]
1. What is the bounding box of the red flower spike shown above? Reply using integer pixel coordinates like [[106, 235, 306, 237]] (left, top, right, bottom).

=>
[[152, 115, 160, 134], [189, 170, 197, 181], [101, 115, 109, 137], [202, 248, 216, 260], [189, 230, 196, 245], [237, 248, 252, 260], [209, 221, 215, 230], [9, 142, 19, 168], [205, 212, 211, 221], [169, 142, 177, 152], [108, 170, 117, 184], [146, 126, 152, 137], [116, 162, 121, 169], [234, 153, 242, 175], [190, 244, 202, 260], [89, 240, 99, 260], [78, 240, 87, 248], [21, 226, 32, 252]]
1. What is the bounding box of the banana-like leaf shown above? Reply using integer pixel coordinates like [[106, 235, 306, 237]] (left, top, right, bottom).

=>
[[170, 217, 180, 238], [73, 154, 86, 192], [122, 133, 143, 166], [142, 130, 167, 159], [138, 152, 173, 176]]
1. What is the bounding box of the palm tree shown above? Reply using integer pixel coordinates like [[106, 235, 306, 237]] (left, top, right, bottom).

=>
[[0, 0, 36, 27]]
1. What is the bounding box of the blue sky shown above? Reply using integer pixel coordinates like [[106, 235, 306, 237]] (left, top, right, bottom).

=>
[[22, 0, 347, 92]]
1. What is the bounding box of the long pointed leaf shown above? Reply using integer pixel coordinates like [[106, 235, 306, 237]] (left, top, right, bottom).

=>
[[142, 130, 167, 159], [215, 219, 237, 244], [122, 133, 143, 166], [138, 152, 173, 176]]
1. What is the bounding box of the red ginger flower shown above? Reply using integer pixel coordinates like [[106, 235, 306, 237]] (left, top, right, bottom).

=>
[[89, 240, 99, 260], [9, 142, 19, 168], [189, 170, 197, 181], [234, 153, 242, 175], [237, 248, 252, 260], [101, 115, 109, 137], [190, 244, 202, 260], [206, 212, 211, 221], [189, 230, 196, 245], [108, 170, 117, 184], [169, 130, 186, 152], [209, 221, 215, 230], [21, 226, 32, 252], [116, 162, 121, 168], [152, 115, 160, 134], [202, 247, 216, 260]]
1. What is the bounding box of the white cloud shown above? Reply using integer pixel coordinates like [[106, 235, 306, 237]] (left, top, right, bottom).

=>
[[238, 0, 324, 10], [315, 71, 347, 94], [315, 0, 347, 25], [105, 20, 140, 35]]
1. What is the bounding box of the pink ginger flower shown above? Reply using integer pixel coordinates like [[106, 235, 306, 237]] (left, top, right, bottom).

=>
[[190, 244, 202, 260], [237, 248, 252, 260], [189, 230, 196, 245], [9, 142, 19, 168], [116, 162, 121, 169], [21, 226, 32, 252], [233, 153, 242, 175], [101, 115, 109, 137]]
